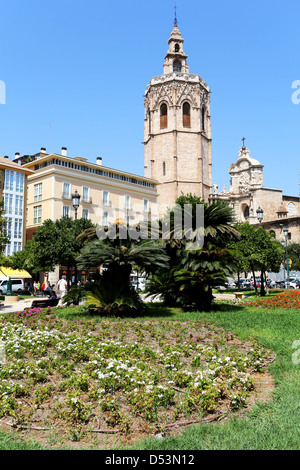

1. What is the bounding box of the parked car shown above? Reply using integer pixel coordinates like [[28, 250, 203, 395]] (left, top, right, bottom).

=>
[[0, 278, 24, 294], [228, 282, 237, 289]]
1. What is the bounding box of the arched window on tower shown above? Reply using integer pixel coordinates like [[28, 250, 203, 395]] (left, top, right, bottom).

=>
[[175, 43, 180, 52], [160, 103, 168, 129], [243, 205, 250, 220], [148, 110, 151, 134], [201, 107, 205, 131], [183, 102, 191, 127], [163, 162, 166, 176], [173, 60, 181, 72]]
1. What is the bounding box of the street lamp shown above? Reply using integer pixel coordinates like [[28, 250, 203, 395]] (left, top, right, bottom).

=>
[[256, 206, 265, 296], [72, 190, 81, 220], [72, 190, 81, 285], [281, 240, 286, 287], [283, 226, 290, 288], [256, 206, 263, 225]]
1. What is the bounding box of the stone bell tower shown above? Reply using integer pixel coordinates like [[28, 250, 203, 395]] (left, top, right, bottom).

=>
[[143, 18, 212, 217]]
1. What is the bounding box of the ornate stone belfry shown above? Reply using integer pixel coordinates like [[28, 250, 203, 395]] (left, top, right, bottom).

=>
[[210, 142, 265, 223], [143, 19, 212, 217], [228, 145, 264, 196]]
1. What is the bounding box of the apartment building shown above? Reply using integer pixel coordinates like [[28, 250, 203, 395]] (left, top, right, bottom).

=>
[[15, 147, 158, 242], [0, 156, 33, 255]]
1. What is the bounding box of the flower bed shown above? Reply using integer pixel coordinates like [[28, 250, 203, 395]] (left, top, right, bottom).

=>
[[0, 307, 274, 448], [243, 290, 300, 309]]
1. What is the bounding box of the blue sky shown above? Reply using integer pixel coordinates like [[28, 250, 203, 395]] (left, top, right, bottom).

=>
[[0, 0, 299, 197]]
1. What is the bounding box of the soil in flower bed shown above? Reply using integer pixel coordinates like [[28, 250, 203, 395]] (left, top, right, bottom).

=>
[[0, 307, 275, 449]]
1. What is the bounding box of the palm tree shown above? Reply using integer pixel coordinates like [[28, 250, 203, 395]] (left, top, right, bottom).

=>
[[75, 220, 169, 314], [77, 225, 169, 290], [146, 195, 239, 311]]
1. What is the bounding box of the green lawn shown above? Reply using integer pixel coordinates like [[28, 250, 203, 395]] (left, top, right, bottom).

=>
[[0, 302, 300, 450]]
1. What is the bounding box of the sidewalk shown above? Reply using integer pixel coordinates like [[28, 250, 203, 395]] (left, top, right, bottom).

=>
[[0, 296, 42, 314]]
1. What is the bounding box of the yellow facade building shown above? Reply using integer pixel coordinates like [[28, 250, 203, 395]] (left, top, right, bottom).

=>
[[21, 148, 158, 242]]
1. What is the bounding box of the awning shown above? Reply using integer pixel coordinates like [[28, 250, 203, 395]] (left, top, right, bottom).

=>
[[0, 267, 32, 279]]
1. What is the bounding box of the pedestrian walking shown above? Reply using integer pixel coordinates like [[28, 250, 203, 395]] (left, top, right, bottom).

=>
[[57, 275, 68, 305]]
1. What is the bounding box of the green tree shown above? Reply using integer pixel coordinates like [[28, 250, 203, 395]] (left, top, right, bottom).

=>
[[0, 200, 9, 255], [233, 222, 283, 296], [287, 242, 300, 271], [76, 220, 169, 293], [146, 194, 239, 311], [74, 220, 169, 314], [8, 239, 41, 276], [11, 217, 95, 282]]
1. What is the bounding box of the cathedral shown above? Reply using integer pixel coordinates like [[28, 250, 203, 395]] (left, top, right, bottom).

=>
[[145, 19, 300, 243]]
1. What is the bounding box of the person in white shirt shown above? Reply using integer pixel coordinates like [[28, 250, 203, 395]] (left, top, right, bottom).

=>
[[57, 276, 68, 302]]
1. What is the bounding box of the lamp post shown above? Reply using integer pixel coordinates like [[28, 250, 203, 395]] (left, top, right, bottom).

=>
[[281, 240, 286, 287], [72, 190, 81, 285], [256, 206, 263, 225], [256, 206, 265, 296], [283, 226, 289, 289], [72, 190, 81, 220]]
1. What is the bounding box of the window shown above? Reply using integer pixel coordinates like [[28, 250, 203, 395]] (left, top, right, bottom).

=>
[[19, 196, 23, 216], [62, 182, 71, 199], [15, 196, 23, 216], [6, 219, 12, 237], [173, 60, 181, 72], [160, 103, 168, 129], [103, 191, 109, 205], [19, 173, 24, 192], [125, 215, 130, 224], [5, 170, 14, 191], [16, 173, 24, 192], [202, 107, 205, 131], [163, 162, 166, 176], [287, 202, 297, 216], [243, 205, 250, 220], [175, 43, 180, 52], [82, 186, 90, 203], [183, 102, 191, 127], [82, 209, 89, 220], [143, 199, 149, 213], [34, 183, 42, 202], [13, 242, 22, 253], [102, 211, 108, 226], [148, 110, 151, 134], [16, 173, 20, 192], [63, 206, 70, 218], [33, 205, 42, 224], [125, 195, 131, 210]]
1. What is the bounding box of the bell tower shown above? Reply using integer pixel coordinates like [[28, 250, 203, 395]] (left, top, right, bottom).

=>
[[144, 18, 212, 217]]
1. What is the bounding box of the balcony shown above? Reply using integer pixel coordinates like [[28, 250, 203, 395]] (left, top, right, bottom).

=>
[[82, 196, 92, 204]]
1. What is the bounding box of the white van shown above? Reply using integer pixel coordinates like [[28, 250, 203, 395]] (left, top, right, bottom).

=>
[[0, 279, 24, 295]]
